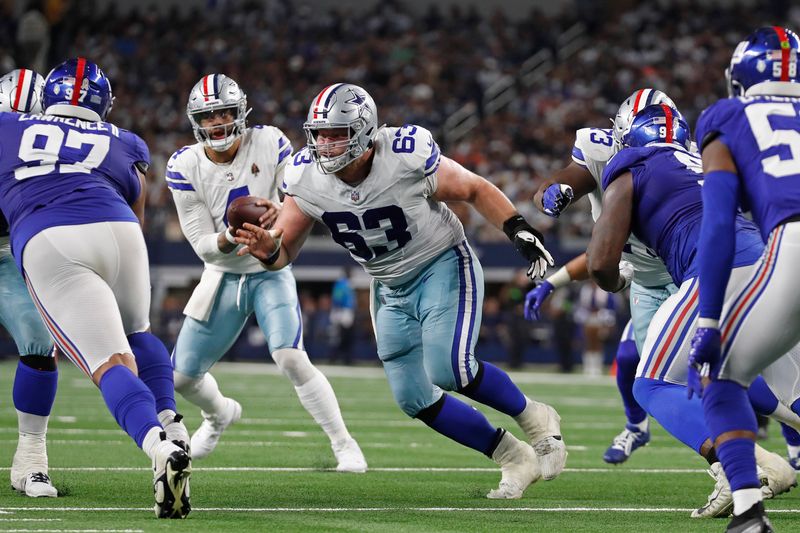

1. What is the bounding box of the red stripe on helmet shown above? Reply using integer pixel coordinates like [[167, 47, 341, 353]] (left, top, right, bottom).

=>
[[774, 26, 791, 82], [313, 84, 332, 119], [12, 69, 26, 111], [661, 104, 673, 144], [632, 89, 645, 114], [71, 57, 86, 106], [202, 75, 210, 102]]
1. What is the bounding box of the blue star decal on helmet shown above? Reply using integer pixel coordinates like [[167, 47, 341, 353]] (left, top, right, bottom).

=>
[[346, 90, 366, 107]]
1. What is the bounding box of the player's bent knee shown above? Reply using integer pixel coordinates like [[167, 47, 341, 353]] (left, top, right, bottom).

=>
[[173, 371, 201, 394], [92, 353, 137, 386], [616, 340, 639, 369], [272, 348, 316, 384]]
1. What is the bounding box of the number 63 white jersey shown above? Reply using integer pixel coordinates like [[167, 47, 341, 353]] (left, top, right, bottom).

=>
[[283, 125, 465, 287], [167, 125, 292, 274]]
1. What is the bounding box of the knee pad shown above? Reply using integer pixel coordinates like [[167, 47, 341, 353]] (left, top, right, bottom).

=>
[[272, 348, 317, 385]]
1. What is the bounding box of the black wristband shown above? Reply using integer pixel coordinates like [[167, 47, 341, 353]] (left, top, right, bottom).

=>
[[259, 246, 282, 267], [502, 214, 543, 243]]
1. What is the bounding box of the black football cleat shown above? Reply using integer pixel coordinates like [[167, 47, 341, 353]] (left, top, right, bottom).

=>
[[726, 501, 773, 533]]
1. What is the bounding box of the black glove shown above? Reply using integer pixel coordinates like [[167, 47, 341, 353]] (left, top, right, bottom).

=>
[[503, 215, 555, 279]]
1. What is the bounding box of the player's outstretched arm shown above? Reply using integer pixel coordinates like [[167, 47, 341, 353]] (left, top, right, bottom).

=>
[[524, 252, 589, 320], [432, 156, 553, 278], [587, 172, 634, 292], [533, 162, 596, 218], [235, 196, 314, 270]]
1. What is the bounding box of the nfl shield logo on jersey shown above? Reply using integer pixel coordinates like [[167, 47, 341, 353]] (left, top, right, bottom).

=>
[[350, 190, 360, 202], [225, 172, 234, 182]]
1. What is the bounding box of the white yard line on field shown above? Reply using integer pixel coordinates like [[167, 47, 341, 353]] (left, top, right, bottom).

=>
[[0, 466, 709, 473], [0, 506, 799, 514]]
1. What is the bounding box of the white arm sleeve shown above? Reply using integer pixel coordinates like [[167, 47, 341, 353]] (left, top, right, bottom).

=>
[[170, 190, 232, 263]]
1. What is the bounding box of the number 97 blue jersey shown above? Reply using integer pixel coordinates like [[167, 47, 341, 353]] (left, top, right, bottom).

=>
[[695, 85, 800, 241], [0, 111, 149, 269]]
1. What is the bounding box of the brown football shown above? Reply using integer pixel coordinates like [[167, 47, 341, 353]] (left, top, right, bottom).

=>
[[227, 195, 268, 231]]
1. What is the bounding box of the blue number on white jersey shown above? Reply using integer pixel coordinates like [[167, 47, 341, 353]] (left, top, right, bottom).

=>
[[322, 205, 412, 260]]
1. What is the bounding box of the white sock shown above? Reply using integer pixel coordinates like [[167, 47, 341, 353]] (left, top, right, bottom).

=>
[[732, 487, 762, 516], [788, 444, 800, 459], [17, 411, 49, 436], [631, 418, 649, 432], [177, 373, 227, 415], [141, 426, 164, 461], [295, 369, 350, 444], [768, 402, 800, 432]]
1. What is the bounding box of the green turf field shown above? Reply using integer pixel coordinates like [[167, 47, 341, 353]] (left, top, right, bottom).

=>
[[0, 360, 797, 532]]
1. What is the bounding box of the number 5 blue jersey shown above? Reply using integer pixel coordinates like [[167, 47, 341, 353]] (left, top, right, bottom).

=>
[[602, 145, 763, 285], [0, 112, 149, 268], [695, 86, 800, 241]]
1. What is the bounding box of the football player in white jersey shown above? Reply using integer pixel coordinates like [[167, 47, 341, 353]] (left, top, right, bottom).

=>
[[233, 83, 564, 499], [167, 74, 366, 472], [0, 69, 58, 498], [527, 89, 678, 464]]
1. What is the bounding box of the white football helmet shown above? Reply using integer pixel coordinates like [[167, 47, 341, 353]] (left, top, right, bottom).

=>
[[303, 83, 379, 174], [187, 74, 250, 151], [0, 69, 45, 114], [612, 88, 675, 153]]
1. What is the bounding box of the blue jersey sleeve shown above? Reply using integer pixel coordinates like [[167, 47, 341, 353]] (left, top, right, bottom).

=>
[[601, 149, 648, 190], [697, 170, 740, 320]]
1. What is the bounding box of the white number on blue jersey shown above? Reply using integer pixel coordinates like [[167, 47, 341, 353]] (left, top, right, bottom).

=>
[[15, 124, 110, 181], [744, 102, 800, 178], [673, 150, 702, 174]]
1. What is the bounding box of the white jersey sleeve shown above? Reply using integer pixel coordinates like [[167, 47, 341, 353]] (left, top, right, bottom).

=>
[[166, 147, 229, 265], [167, 126, 291, 274], [572, 127, 673, 287], [284, 125, 464, 287]]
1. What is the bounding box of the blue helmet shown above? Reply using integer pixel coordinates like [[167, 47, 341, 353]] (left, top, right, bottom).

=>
[[42, 57, 113, 121], [727, 26, 800, 97], [621, 104, 691, 150]]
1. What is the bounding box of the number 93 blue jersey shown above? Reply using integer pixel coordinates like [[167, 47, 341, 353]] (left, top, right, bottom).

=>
[[0, 111, 149, 268], [602, 144, 763, 285], [695, 85, 800, 241]]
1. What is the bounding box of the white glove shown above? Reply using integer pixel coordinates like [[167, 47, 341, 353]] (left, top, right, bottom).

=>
[[616, 260, 635, 292]]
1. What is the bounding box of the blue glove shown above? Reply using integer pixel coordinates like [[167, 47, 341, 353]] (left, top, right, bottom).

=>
[[542, 184, 574, 218], [524, 280, 555, 321], [687, 327, 721, 399]]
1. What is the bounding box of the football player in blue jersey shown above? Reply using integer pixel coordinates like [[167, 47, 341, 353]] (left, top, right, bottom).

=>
[[528, 89, 677, 464], [0, 68, 58, 498], [588, 103, 798, 519], [233, 83, 564, 499], [689, 26, 800, 532], [0, 58, 191, 518]]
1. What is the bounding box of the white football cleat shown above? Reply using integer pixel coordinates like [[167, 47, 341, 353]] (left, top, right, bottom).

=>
[[757, 449, 797, 499], [11, 434, 57, 498], [514, 399, 567, 480], [487, 430, 541, 499], [692, 462, 769, 518], [332, 437, 367, 473], [692, 462, 733, 518], [190, 398, 242, 460], [12, 471, 57, 498], [153, 437, 191, 519]]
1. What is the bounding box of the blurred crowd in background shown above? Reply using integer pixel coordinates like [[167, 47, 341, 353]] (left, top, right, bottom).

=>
[[0, 0, 795, 370]]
